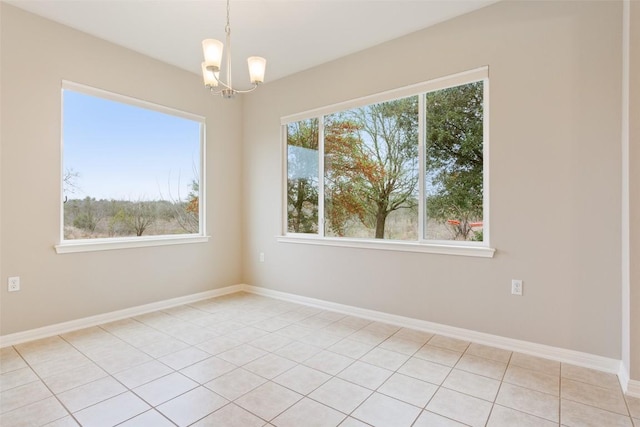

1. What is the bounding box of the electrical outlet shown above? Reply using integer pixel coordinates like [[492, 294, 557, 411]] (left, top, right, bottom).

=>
[[8, 276, 20, 292], [259, 252, 265, 262], [511, 279, 523, 296]]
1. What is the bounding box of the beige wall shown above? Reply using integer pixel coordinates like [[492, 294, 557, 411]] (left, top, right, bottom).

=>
[[630, 0, 640, 380], [0, 1, 631, 365], [242, 1, 624, 358], [0, 4, 244, 335]]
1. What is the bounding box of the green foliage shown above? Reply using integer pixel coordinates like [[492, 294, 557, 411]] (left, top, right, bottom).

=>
[[73, 213, 96, 232], [72, 197, 98, 232], [426, 81, 484, 240], [73, 213, 97, 232]]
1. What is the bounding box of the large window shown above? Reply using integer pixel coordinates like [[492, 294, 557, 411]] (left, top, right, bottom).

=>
[[283, 68, 489, 254], [59, 82, 205, 250]]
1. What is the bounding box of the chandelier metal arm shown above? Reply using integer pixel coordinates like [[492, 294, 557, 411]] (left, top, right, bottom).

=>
[[206, 82, 258, 97]]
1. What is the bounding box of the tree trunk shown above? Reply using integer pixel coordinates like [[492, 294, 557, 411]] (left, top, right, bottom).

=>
[[375, 209, 387, 239], [293, 180, 305, 232]]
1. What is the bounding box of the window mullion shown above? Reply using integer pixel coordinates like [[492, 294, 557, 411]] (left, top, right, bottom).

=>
[[200, 123, 207, 236], [482, 77, 490, 247], [418, 94, 426, 241], [281, 124, 289, 235], [318, 116, 325, 237]]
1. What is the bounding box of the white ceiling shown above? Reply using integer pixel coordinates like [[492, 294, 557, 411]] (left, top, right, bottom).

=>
[[7, 0, 499, 85]]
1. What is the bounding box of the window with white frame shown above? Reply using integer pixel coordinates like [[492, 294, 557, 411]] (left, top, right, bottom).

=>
[[283, 68, 489, 252], [60, 82, 205, 246]]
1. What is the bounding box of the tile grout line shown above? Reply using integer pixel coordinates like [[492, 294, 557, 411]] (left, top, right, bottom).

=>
[[9, 339, 86, 426], [2, 293, 633, 427], [58, 326, 178, 425], [482, 349, 513, 426], [55, 333, 157, 426], [153, 298, 352, 425]]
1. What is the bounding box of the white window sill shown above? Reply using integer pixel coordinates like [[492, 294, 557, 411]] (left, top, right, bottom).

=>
[[277, 235, 495, 258], [55, 234, 210, 254]]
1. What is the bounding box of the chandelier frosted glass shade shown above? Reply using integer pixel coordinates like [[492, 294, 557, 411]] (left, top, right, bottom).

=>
[[202, 39, 224, 71], [248, 56, 267, 84], [201, 62, 219, 87]]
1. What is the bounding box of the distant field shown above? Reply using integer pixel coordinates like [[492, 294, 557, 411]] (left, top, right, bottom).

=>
[[63, 198, 198, 239]]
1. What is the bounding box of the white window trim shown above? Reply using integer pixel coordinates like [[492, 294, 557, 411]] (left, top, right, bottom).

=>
[[281, 67, 488, 125], [62, 81, 205, 123], [280, 67, 495, 258], [55, 235, 210, 254], [277, 235, 495, 258], [57, 81, 208, 253]]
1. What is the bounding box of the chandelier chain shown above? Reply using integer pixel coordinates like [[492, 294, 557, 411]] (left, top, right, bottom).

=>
[[225, 0, 231, 35]]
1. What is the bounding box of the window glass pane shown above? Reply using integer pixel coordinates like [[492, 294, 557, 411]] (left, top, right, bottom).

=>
[[62, 89, 202, 240], [287, 119, 319, 234], [425, 81, 484, 241], [324, 96, 419, 240]]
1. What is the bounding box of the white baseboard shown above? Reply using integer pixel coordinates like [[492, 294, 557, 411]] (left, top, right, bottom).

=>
[[0, 284, 243, 348], [619, 363, 630, 394], [627, 379, 640, 398], [0, 282, 628, 392], [241, 284, 623, 377]]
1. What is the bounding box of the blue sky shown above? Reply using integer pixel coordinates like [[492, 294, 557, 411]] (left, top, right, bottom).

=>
[[63, 90, 201, 202]]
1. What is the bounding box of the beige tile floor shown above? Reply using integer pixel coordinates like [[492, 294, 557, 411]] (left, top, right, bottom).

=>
[[1, 291, 639, 427]]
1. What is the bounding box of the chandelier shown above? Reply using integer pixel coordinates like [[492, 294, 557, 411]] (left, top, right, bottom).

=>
[[201, 0, 267, 98]]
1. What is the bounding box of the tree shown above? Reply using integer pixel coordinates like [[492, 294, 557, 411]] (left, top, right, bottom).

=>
[[72, 197, 98, 232], [106, 200, 128, 236], [112, 201, 157, 236], [63, 168, 80, 201], [186, 180, 199, 216], [325, 97, 419, 238], [162, 173, 200, 234], [175, 179, 199, 234], [425, 81, 484, 240], [323, 119, 367, 236], [287, 119, 319, 233]]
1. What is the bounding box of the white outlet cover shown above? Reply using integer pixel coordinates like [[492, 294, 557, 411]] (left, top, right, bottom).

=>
[[8, 276, 20, 292], [511, 279, 523, 296]]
